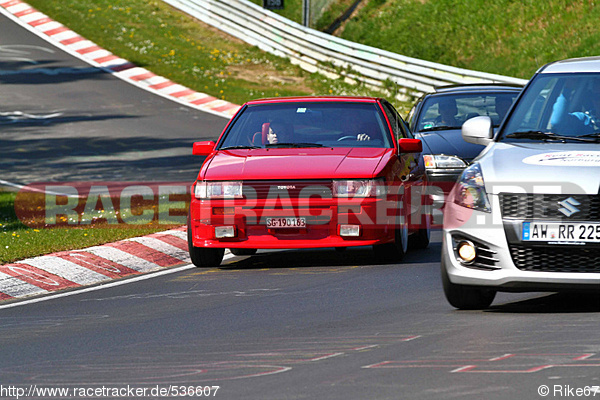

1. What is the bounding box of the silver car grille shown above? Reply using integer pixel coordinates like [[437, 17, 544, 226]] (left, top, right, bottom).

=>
[[509, 244, 600, 273], [500, 193, 600, 221]]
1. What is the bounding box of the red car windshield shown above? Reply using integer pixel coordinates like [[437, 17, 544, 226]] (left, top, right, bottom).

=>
[[218, 102, 393, 149]]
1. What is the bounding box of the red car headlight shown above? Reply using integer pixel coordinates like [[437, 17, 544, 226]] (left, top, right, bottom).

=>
[[194, 181, 243, 199], [333, 179, 386, 198]]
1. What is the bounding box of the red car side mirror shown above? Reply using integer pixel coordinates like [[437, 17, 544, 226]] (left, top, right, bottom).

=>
[[193, 141, 216, 156], [397, 138, 422, 153]]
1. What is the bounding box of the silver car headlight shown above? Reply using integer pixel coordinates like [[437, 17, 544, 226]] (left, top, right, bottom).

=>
[[453, 163, 491, 212], [423, 155, 468, 169]]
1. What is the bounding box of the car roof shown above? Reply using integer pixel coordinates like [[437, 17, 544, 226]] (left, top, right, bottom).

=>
[[433, 83, 523, 93], [245, 96, 381, 105], [539, 56, 600, 74]]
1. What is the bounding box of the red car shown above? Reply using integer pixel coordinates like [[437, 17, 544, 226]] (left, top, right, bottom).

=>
[[188, 96, 430, 268]]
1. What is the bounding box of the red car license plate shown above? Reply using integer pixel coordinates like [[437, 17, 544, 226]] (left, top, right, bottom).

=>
[[266, 217, 307, 228]]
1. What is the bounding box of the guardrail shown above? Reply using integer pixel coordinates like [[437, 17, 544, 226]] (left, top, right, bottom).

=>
[[162, 0, 529, 99]]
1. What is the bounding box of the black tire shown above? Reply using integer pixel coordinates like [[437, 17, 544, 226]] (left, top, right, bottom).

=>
[[373, 219, 408, 262], [409, 212, 431, 250], [230, 248, 257, 256], [187, 215, 225, 268], [441, 262, 496, 310]]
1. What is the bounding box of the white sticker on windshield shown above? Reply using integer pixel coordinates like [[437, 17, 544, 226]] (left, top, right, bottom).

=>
[[296, 108, 307, 113], [523, 151, 600, 166]]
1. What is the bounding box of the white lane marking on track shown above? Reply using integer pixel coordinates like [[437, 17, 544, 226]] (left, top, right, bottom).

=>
[[310, 353, 344, 362], [451, 365, 476, 373]]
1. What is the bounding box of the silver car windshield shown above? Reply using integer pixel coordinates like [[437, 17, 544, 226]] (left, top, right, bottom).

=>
[[500, 73, 600, 142], [217, 102, 393, 149]]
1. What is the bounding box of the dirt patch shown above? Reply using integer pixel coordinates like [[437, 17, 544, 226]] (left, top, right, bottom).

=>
[[227, 64, 312, 92]]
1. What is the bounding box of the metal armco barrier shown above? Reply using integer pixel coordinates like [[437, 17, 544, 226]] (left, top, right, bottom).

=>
[[162, 0, 529, 99]]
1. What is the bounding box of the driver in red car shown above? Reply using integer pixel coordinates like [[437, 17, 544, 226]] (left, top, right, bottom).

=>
[[340, 114, 372, 141], [266, 120, 288, 144]]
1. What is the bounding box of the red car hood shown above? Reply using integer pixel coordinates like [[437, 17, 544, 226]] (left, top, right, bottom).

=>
[[200, 147, 393, 181]]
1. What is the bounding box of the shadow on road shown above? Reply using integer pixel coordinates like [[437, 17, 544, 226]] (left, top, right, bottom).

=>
[[487, 292, 600, 314], [220, 239, 443, 270]]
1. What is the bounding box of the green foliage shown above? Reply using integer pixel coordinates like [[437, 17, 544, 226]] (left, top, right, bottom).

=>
[[247, 0, 303, 23], [338, 0, 600, 79]]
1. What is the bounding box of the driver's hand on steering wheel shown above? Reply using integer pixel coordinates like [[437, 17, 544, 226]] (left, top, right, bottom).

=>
[[357, 133, 371, 141]]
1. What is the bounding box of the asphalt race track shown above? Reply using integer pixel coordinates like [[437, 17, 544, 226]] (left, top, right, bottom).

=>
[[1, 7, 599, 400], [1, 237, 599, 400], [0, 11, 228, 185]]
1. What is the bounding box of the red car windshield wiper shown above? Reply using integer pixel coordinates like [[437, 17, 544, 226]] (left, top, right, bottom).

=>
[[266, 142, 325, 148], [220, 145, 261, 150]]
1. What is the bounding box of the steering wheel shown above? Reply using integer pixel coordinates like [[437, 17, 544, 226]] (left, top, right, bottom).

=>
[[337, 135, 356, 141]]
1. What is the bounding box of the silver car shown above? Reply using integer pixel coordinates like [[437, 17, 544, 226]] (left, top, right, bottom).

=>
[[441, 57, 600, 309]]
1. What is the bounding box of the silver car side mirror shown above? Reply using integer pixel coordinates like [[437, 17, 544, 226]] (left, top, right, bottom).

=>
[[462, 116, 494, 145]]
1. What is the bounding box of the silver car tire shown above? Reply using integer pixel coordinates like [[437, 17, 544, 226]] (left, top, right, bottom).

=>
[[441, 261, 496, 310]]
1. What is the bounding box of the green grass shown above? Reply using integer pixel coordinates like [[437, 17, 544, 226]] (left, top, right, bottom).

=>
[[246, 0, 344, 30], [0, 191, 180, 264], [336, 0, 600, 79]]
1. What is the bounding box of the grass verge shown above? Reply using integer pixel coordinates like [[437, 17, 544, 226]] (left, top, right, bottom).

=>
[[0, 191, 181, 264], [336, 0, 600, 79]]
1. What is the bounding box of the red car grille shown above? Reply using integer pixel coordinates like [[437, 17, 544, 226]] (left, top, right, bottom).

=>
[[242, 180, 333, 200]]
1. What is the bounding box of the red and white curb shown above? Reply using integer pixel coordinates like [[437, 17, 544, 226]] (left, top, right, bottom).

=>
[[0, 228, 191, 301], [0, 0, 241, 118], [0, 226, 239, 304]]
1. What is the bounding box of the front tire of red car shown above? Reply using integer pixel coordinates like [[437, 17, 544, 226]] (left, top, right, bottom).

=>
[[187, 216, 225, 268], [409, 212, 431, 250], [373, 219, 408, 262]]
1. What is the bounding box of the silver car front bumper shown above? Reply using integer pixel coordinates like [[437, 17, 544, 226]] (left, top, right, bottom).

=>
[[441, 194, 600, 292]]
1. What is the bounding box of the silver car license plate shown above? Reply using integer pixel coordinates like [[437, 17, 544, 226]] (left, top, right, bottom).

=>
[[522, 222, 600, 243]]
